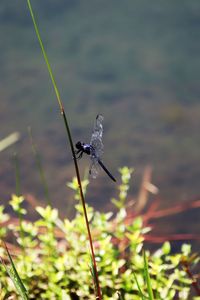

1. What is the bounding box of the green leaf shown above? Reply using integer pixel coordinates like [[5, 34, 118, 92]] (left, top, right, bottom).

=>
[[143, 251, 154, 300], [118, 166, 134, 183], [0, 205, 9, 223], [133, 271, 146, 300], [9, 194, 26, 215], [36, 206, 58, 223], [2, 242, 29, 300], [181, 244, 191, 256], [162, 241, 171, 255], [111, 198, 123, 209]]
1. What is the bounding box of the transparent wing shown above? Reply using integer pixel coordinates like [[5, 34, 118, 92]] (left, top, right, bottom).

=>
[[90, 114, 104, 159], [89, 156, 100, 179], [89, 114, 104, 178]]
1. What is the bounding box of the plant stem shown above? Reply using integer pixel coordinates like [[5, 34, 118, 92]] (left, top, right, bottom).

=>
[[2, 242, 29, 300], [62, 109, 102, 298], [182, 260, 200, 296], [28, 127, 51, 206], [143, 251, 154, 300], [13, 153, 26, 268], [13, 152, 20, 197], [26, 1, 102, 298]]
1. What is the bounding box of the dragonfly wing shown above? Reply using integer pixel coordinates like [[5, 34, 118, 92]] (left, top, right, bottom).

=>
[[89, 156, 100, 179], [90, 114, 104, 159]]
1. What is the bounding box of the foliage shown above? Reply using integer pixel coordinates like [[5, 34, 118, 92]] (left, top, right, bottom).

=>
[[1, 243, 28, 300], [0, 167, 199, 299]]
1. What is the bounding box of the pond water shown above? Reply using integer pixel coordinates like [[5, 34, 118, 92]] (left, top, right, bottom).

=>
[[0, 2, 200, 248]]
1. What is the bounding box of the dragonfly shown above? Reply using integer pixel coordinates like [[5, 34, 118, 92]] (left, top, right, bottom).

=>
[[75, 114, 116, 182]]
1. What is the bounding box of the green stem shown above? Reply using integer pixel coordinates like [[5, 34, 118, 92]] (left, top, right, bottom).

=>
[[13, 152, 20, 197], [28, 127, 51, 206], [2, 242, 29, 300], [13, 153, 26, 267], [143, 251, 154, 300], [26, 1, 102, 298]]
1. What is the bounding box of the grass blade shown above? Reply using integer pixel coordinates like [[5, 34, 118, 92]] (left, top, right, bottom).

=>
[[26, 0, 62, 110], [13, 152, 20, 197], [26, 1, 102, 298], [2, 242, 29, 300], [143, 251, 154, 300], [13, 153, 26, 253], [28, 127, 51, 205], [133, 271, 146, 300]]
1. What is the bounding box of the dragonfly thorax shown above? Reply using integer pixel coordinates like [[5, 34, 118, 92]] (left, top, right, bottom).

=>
[[75, 141, 91, 155], [82, 144, 91, 155]]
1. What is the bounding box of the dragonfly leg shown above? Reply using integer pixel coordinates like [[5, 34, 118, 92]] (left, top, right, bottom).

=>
[[75, 150, 83, 160], [75, 149, 81, 155]]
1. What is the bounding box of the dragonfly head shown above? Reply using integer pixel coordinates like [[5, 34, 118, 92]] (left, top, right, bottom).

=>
[[75, 141, 83, 150]]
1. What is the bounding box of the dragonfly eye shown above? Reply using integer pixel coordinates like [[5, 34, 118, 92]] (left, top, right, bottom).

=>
[[75, 141, 82, 149]]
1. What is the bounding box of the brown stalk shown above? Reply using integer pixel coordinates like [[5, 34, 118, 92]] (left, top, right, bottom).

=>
[[181, 260, 200, 296]]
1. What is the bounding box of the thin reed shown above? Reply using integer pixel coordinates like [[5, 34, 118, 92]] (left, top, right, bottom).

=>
[[28, 127, 51, 206], [1, 242, 28, 300], [26, 0, 102, 298]]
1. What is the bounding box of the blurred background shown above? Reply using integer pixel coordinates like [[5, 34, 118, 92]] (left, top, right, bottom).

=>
[[0, 1, 200, 246]]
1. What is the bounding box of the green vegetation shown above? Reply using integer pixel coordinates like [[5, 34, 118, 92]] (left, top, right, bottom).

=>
[[1, 242, 28, 300], [0, 168, 199, 299]]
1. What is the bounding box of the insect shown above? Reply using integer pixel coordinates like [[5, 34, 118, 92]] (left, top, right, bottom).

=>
[[75, 114, 116, 182]]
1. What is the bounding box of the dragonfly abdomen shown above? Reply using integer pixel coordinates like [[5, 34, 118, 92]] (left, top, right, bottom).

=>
[[97, 159, 116, 182]]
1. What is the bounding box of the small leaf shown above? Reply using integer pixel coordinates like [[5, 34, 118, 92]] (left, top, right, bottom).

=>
[[162, 241, 171, 255], [2, 242, 29, 300], [10, 194, 26, 214], [181, 244, 191, 256], [143, 251, 154, 300], [111, 198, 123, 209]]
